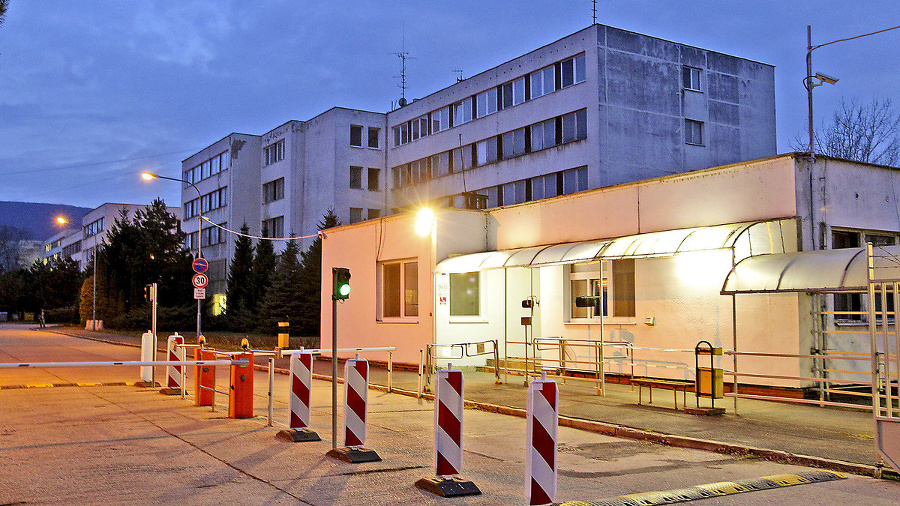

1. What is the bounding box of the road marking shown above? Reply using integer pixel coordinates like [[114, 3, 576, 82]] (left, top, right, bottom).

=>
[[560, 470, 847, 505], [0, 382, 137, 390]]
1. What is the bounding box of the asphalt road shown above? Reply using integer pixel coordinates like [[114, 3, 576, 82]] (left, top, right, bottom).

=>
[[1, 323, 898, 505]]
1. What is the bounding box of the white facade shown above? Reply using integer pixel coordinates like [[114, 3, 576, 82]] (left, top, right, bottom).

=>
[[321, 154, 900, 392]]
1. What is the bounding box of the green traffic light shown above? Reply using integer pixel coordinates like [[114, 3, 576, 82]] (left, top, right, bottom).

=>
[[339, 284, 351, 297]]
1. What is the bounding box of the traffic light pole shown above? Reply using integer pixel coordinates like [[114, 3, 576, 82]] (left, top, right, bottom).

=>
[[332, 297, 338, 450]]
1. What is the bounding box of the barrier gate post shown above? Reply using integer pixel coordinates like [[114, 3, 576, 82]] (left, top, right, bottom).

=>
[[277, 350, 321, 442], [326, 355, 381, 463], [229, 352, 254, 419], [526, 372, 558, 506], [415, 364, 481, 497], [194, 348, 216, 407], [159, 333, 184, 395]]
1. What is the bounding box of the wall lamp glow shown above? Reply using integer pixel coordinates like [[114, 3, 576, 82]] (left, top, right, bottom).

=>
[[415, 208, 435, 236]]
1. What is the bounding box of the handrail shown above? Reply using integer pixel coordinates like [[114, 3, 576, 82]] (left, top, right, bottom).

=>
[[419, 340, 500, 397]]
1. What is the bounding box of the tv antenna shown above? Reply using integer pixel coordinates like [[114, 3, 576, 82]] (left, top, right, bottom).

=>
[[592, 0, 597, 24], [453, 69, 464, 82], [392, 28, 415, 106]]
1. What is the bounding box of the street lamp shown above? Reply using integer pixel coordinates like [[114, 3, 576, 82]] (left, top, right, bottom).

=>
[[142, 172, 204, 341], [804, 24, 900, 158]]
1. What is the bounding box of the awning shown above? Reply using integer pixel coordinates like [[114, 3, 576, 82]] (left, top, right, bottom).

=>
[[435, 218, 797, 274], [721, 245, 900, 294]]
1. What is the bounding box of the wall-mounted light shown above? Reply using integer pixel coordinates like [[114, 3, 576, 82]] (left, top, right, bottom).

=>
[[415, 208, 435, 236]]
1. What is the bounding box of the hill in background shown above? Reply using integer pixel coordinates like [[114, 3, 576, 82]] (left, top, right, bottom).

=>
[[0, 201, 91, 240]]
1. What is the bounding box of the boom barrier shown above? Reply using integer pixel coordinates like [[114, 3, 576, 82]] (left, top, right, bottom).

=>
[[0, 360, 245, 369]]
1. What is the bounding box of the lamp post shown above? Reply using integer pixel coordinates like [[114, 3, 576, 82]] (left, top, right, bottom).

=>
[[804, 24, 900, 159], [142, 172, 203, 340]]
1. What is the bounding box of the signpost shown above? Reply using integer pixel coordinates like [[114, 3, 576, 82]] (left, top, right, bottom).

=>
[[192, 258, 209, 274]]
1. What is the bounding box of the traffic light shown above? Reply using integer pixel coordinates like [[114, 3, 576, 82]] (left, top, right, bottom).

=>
[[333, 267, 351, 300], [143, 283, 156, 303]]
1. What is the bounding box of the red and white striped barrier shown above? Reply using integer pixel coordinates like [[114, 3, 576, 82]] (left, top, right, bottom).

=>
[[434, 365, 464, 476], [161, 334, 184, 394], [290, 351, 314, 429], [343, 356, 369, 447], [526, 372, 558, 506]]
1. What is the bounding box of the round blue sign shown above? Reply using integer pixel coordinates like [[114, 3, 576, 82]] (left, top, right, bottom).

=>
[[192, 257, 209, 274]]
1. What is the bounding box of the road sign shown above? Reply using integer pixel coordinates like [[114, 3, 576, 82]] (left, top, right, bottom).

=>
[[192, 273, 209, 288], [194, 288, 206, 300], [192, 258, 209, 274]]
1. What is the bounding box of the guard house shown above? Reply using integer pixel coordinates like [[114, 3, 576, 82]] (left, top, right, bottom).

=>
[[321, 153, 900, 393]]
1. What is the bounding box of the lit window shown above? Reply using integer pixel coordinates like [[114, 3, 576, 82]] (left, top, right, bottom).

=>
[[569, 259, 635, 320], [450, 272, 480, 316], [380, 259, 418, 319]]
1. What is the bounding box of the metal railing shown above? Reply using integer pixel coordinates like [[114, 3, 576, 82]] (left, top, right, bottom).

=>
[[418, 340, 499, 397]]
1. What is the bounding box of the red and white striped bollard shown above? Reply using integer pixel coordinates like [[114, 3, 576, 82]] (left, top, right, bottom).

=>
[[277, 350, 321, 442], [415, 363, 481, 497], [326, 355, 381, 462], [526, 371, 558, 505]]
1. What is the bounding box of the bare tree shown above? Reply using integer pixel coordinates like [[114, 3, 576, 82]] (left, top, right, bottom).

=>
[[795, 98, 900, 167]]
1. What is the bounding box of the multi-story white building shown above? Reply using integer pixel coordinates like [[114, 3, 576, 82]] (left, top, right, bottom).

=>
[[42, 202, 182, 270], [181, 23, 776, 309]]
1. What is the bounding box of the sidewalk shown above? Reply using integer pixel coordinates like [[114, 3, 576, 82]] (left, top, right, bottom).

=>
[[52, 326, 886, 476]]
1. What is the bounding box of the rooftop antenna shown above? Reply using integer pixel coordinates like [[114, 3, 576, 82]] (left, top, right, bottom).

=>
[[592, 0, 597, 24], [453, 69, 464, 82], [392, 25, 415, 107]]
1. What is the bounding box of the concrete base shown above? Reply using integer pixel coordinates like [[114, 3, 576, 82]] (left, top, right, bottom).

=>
[[158, 387, 182, 396], [134, 381, 160, 388], [414, 476, 481, 497], [276, 428, 321, 443], [326, 446, 381, 463], [685, 406, 726, 416]]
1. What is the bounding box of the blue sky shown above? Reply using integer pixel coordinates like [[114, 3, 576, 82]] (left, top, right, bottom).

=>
[[0, 1, 897, 209]]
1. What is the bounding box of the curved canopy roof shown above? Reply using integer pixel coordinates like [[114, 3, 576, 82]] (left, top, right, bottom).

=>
[[436, 218, 796, 274], [722, 245, 900, 294]]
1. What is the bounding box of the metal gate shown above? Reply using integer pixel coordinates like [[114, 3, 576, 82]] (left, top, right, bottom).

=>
[[866, 243, 900, 473]]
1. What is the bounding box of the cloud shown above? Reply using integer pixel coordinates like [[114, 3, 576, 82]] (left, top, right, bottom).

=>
[[131, 3, 234, 69]]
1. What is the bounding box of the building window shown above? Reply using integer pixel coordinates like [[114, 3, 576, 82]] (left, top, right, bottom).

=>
[[350, 125, 363, 147], [201, 222, 226, 247], [350, 166, 363, 189], [392, 123, 409, 147], [261, 216, 284, 238], [685, 120, 704, 145], [380, 260, 418, 319], [529, 65, 556, 99], [367, 208, 381, 220], [683, 66, 702, 91], [264, 140, 285, 165], [349, 207, 364, 224], [200, 187, 228, 213], [367, 168, 380, 191], [569, 260, 635, 320], [263, 178, 285, 204], [501, 77, 526, 109], [832, 229, 898, 322], [185, 232, 197, 251], [83, 217, 104, 238], [431, 106, 450, 133], [368, 127, 380, 148], [452, 98, 473, 126], [450, 272, 480, 316], [476, 88, 498, 118], [558, 53, 586, 89]]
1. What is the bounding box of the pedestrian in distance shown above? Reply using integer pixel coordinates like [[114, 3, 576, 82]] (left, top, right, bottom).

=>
[[38, 309, 46, 329]]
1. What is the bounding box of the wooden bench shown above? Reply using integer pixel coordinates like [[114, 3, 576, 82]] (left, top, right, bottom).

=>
[[632, 377, 695, 410]]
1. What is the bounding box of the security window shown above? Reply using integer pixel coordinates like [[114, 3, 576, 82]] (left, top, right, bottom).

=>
[[685, 120, 704, 145], [350, 166, 363, 189], [261, 216, 284, 238], [350, 125, 363, 147], [380, 259, 418, 319], [569, 259, 635, 320], [264, 140, 284, 165], [368, 127, 380, 148], [683, 66, 702, 91], [450, 272, 480, 316], [262, 178, 284, 203], [367, 168, 380, 191]]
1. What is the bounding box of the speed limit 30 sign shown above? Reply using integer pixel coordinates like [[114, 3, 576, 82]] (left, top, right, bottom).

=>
[[192, 273, 209, 288]]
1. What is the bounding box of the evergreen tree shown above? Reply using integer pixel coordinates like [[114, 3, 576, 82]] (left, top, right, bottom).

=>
[[296, 209, 340, 337], [79, 253, 120, 325], [249, 233, 276, 319], [225, 223, 254, 330], [259, 239, 303, 332]]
